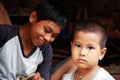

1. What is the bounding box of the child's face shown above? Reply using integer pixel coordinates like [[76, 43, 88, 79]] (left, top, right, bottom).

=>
[[30, 20, 61, 46], [27, 11, 61, 46], [71, 31, 106, 70]]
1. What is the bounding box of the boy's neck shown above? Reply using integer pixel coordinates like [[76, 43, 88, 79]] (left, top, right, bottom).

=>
[[76, 65, 100, 80], [19, 23, 35, 56]]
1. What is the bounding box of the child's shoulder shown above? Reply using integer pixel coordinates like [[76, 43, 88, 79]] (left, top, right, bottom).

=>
[[62, 69, 76, 80], [92, 68, 115, 80]]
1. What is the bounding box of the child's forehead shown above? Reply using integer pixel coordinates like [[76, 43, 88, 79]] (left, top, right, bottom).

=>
[[76, 30, 101, 35], [75, 31, 102, 41], [74, 31, 102, 46]]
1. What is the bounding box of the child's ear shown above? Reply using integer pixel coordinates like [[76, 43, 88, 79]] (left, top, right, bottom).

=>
[[29, 11, 38, 23], [70, 42, 72, 45], [99, 47, 107, 60], [70, 41, 73, 49]]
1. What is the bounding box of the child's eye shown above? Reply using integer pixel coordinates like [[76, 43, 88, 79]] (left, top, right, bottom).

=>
[[88, 46, 95, 50], [43, 25, 52, 33], [44, 27, 51, 33], [74, 43, 81, 47]]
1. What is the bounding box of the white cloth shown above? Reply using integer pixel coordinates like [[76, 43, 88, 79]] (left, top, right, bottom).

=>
[[62, 68, 115, 80]]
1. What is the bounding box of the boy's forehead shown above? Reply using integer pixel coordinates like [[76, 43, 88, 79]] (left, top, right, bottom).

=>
[[76, 30, 102, 36], [75, 31, 102, 41], [74, 31, 102, 46]]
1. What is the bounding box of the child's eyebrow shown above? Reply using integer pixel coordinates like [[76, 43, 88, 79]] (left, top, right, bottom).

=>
[[44, 25, 53, 32], [44, 25, 60, 34]]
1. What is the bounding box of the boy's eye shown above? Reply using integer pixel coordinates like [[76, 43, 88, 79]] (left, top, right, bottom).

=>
[[74, 43, 81, 47], [44, 25, 52, 33], [88, 46, 95, 50], [44, 27, 51, 33]]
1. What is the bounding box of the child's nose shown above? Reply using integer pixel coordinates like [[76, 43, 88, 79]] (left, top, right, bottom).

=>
[[44, 34, 53, 42], [79, 48, 86, 56]]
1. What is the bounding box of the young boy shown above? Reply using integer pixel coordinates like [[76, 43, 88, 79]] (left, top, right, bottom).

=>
[[62, 21, 115, 80], [0, 0, 67, 80]]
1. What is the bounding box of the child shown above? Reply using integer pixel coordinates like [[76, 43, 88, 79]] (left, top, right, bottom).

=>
[[0, 0, 67, 80], [62, 21, 115, 80]]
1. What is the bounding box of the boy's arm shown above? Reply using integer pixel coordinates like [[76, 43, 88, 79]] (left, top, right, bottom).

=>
[[36, 43, 53, 80], [0, 25, 8, 47], [51, 57, 77, 80]]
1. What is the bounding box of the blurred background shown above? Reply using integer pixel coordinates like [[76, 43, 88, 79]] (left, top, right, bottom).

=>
[[0, 0, 120, 79]]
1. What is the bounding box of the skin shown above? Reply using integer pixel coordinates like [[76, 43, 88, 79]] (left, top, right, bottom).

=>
[[71, 31, 107, 80], [51, 57, 77, 80], [19, 11, 62, 80], [0, 2, 11, 25]]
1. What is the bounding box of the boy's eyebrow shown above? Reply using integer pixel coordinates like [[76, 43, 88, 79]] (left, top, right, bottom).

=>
[[44, 25, 53, 32], [44, 25, 60, 34]]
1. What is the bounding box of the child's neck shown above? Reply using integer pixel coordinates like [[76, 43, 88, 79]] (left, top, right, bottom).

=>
[[75, 65, 100, 80]]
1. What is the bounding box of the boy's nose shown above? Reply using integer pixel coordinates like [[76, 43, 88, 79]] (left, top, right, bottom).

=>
[[79, 48, 86, 56], [44, 34, 53, 42]]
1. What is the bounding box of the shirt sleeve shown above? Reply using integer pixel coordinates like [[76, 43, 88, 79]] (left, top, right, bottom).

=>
[[0, 25, 9, 47], [37, 43, 53, 80], [0, 25, 17, 47]]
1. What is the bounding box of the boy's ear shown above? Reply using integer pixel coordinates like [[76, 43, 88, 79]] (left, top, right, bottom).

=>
[[70, 42, 73, 49], [70, 42, 73, 46], [99, 47, 107, 60], [70, 42, 72, 45], [29, 11, 38, 23]]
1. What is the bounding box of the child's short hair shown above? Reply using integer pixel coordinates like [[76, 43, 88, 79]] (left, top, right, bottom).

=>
[[34, 0, 67, 29], [71, 20, 108, 48]]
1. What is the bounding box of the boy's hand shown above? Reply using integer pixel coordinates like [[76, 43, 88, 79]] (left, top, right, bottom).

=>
[[32, 72, 44, 80]]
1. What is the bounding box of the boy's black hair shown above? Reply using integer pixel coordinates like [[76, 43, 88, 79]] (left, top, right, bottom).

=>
[[71, 20, 108, 49], [34, 0, 67, 29]]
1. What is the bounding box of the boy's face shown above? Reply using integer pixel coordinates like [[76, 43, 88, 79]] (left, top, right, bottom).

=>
[[30, 20, 61, 46], [71, 31, 106, 70], [27, 11, 62, 46]]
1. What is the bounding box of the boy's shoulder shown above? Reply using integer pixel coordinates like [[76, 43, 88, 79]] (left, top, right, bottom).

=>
[[0, 25, 19, 47], [93, 68, 115, 80], [39, 43, 52, 50], [62, 69, 76, 80]]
